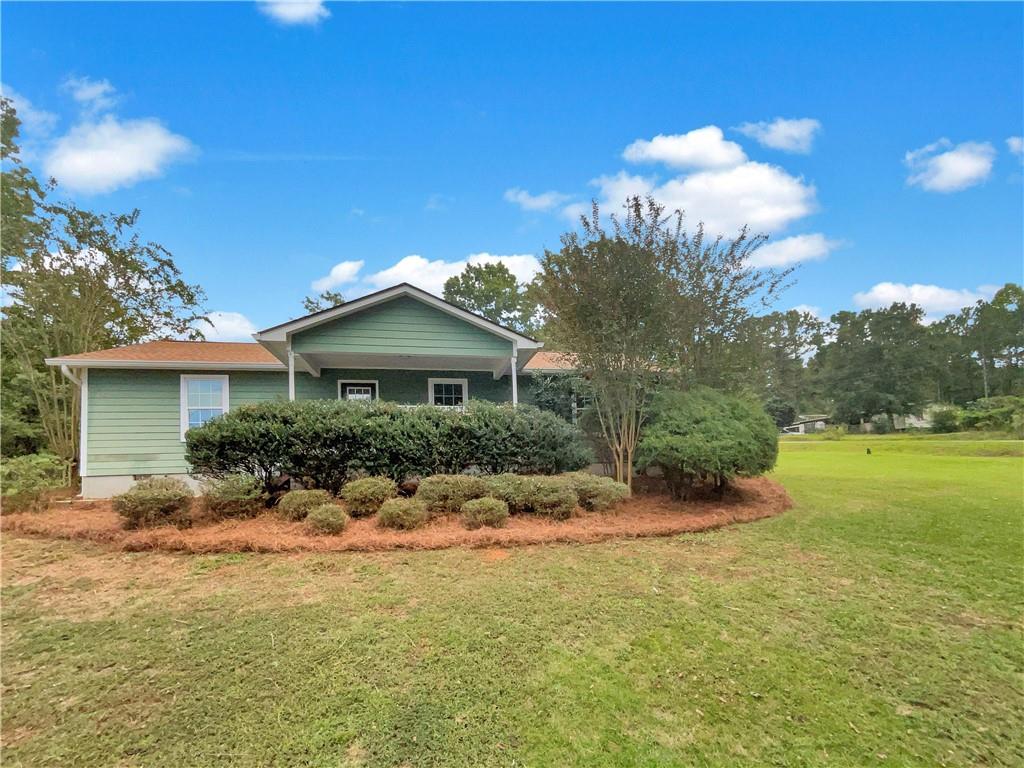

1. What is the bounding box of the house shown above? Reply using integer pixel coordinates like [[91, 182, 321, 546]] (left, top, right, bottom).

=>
[[781, 414, 831, 435], [45, 283, 574, 497]]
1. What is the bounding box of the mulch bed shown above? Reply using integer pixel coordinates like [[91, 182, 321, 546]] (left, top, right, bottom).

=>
[[1, 477, 791, 554]]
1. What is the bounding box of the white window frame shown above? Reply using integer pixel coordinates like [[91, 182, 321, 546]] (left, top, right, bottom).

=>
[[337, 379, 380, 401], [180, 374, 230, 441], [427, 377, 469, 407]]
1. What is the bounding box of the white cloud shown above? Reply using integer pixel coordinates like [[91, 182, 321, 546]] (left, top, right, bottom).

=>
[[749, 233, 841, 268], [203, 311, 258, 342], [258, 1, 330, 25], [504, 187, 572, 212], [734, 118, 821, 154], [425, 193, 453, 212], [62, 76, 117, 114], [623, 126, 747, 169], [0, 83, 58, 137], [43, 115, 193, 194], [904, 139, 995, 192], [1008, 136, 1023, 156], [362, 252, 540, 297], [790, 304, 822, 319], [581, 161, 817, 236], [311, 259, 364, 292], [853, 282, 996, 321]]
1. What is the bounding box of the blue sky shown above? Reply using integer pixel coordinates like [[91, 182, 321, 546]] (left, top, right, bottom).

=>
[[3, 1, 1022, 340]]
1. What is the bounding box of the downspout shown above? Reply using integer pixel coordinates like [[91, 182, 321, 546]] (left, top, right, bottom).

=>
[[58, 364, 88, 483]]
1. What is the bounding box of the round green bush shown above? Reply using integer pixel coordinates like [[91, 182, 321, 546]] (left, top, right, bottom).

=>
[[461, 497, 509, 529], [563, 472, 630, 511], [305, 503, 348, 535], [635, 387, 778, 500], [0, 453, 69, 514], [485, 473, 540, 514], [529, 477, 578, 520], [930, 406, 961, 434], [276, 489, 334, 521], [341, 476, 398, 517], [377, 497, 430, 530], [113, 476, 194, 529], [202, 474, 267, 519], [415, 474, 489, 515]]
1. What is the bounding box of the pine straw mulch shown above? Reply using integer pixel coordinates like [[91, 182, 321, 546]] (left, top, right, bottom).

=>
[[1, 477, 791, 554]]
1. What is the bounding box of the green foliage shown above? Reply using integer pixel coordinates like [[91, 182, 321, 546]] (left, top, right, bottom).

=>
[[113, 477, 194, 530], [485, 473, 540, 514], [202, 474, 267, 519], [341, 476, 398, 517], [870, 415, 893, 435], [305, 504, 348, 535], [820, 425, 847, 441], [764, 397, 798, 429], [960, 396, 1024, 437], [442, 261, 539, 334], [930, 407, 962, 434], [528, 476, 579, 520], [276, 489, 334, 521], [635, 388, 778, 500], [377, 497, 430, 530], [416, 474, 490, 515], [301, 290, 345, 314], [0, 453, 70, 513], [186, 399, 590, 494], [563, 472, 630, 511], [460, 497, 509, 529]]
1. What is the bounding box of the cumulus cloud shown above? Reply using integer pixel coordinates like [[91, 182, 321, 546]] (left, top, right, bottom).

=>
[[258, 0, 330, 25], [749, 233, 841, 268], [1008, 136, 1023, 156], [203, 311, 258, 342], [0, 83, 58, 137], [853, 282, 997, 321], [311, 259, 364, 292], [62, 76, 117, 114], [362, 252, 540, 297], [504, 187, 572, 212], [734, 118, 821, 154], [904, 139, 995, 192], [623, 126, 747, 169], [790, 304, 822, 319], [44, 115, 194, 194]]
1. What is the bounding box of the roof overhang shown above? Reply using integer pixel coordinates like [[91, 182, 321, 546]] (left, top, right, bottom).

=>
[[44, 358, 285, 371]]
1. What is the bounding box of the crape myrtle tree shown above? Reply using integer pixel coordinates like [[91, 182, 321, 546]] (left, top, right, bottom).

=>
[[535, 197, 791, 489], [1, 97, 207, 470]]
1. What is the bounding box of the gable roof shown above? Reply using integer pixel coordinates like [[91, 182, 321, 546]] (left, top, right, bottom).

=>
[[255, 282, 542, 348]]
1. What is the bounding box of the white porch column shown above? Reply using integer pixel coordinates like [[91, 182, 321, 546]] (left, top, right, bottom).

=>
[[511, 354, 518, 406], [287, 344, 296, 401]]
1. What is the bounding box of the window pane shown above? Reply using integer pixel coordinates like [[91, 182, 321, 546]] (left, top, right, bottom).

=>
[[187, 379, 223, 409], [188, 408, 222, 428], [432, 382, 463, 406]]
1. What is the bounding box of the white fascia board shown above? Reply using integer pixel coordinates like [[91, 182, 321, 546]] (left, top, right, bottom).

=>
[[45, 358, 285, 371]]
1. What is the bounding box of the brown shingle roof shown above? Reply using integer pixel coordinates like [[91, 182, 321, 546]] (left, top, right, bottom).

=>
[[49, 340, 282, 366], [523, 351, 576, 372]]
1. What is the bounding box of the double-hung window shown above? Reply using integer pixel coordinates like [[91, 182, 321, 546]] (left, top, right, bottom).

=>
[[180, 375, 229, 440], [427, 378, 468, 408], [338, 380, 378, 401]]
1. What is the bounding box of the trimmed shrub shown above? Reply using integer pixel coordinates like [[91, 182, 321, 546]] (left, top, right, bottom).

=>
[[341, 476, 398, 517], [529, 477, 578, 520], [0, 453, 70, 514], [461, 497, 509, 529], [377, 497, 430, 530], [185, 399, 591, 493], [930, 406, 961, 434], [202, 474, 267, 519], [305, 504, 348, 535], [276, 489, 334, 521], [416, 474, 490, 515], [563, 472, 630, 511], [820, 425, 847, 441], [486, 473, 540, 514], [635, 387, 778, 500], [113, 477, 194, 529]]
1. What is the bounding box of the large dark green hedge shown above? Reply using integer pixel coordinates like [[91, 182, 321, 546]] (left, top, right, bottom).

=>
[[635, 387, 778, 499], [185, 399, 591, 494]]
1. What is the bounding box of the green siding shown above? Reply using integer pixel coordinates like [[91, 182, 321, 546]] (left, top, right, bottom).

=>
[[292, 296, 513, 357], [85, 367, 513, 477]]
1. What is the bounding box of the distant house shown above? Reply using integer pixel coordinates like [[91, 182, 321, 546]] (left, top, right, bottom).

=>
[[46, 283, 574, 497], [781, 414, 831, 435]]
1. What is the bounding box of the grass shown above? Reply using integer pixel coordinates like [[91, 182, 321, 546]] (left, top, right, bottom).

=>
[[3, 437, 1022, 767]]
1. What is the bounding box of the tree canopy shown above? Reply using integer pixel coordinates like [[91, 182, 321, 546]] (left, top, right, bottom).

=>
[[442, 261, 539, 334]]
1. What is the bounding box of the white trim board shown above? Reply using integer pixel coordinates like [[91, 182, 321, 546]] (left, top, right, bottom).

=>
[[79, 368, 89, 478], [179, 374, 230, 441]]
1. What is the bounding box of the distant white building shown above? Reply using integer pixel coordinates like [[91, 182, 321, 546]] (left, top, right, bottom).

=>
[[782, 414, 831, 434]]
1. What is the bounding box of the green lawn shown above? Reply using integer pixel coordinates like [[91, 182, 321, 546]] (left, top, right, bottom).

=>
[[3, 438, 1022, 767]]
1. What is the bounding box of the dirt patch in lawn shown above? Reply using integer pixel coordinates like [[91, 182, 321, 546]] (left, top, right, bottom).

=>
[[1, 477, 791, 554]]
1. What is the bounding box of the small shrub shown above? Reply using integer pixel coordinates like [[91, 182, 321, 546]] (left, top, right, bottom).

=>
[[377, 497, 430, 530], [341, 476, 398, 517], [563, 472, 630, 511], [461, 497, 509, 529], [416, 474, 489, 515], [305, 504, 348, 535], [113, 477, 194, 529], [529, 476, 578, 520], [202, 474, 267, 519], [870, 415, 893, 435], [276, 489, 334, 521], [930, 406, 961, 434], [960, 396, 1024, 437], [820, 425, 847, 441], [0, 453, 70, 514], [486, 473, 540, 514]]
